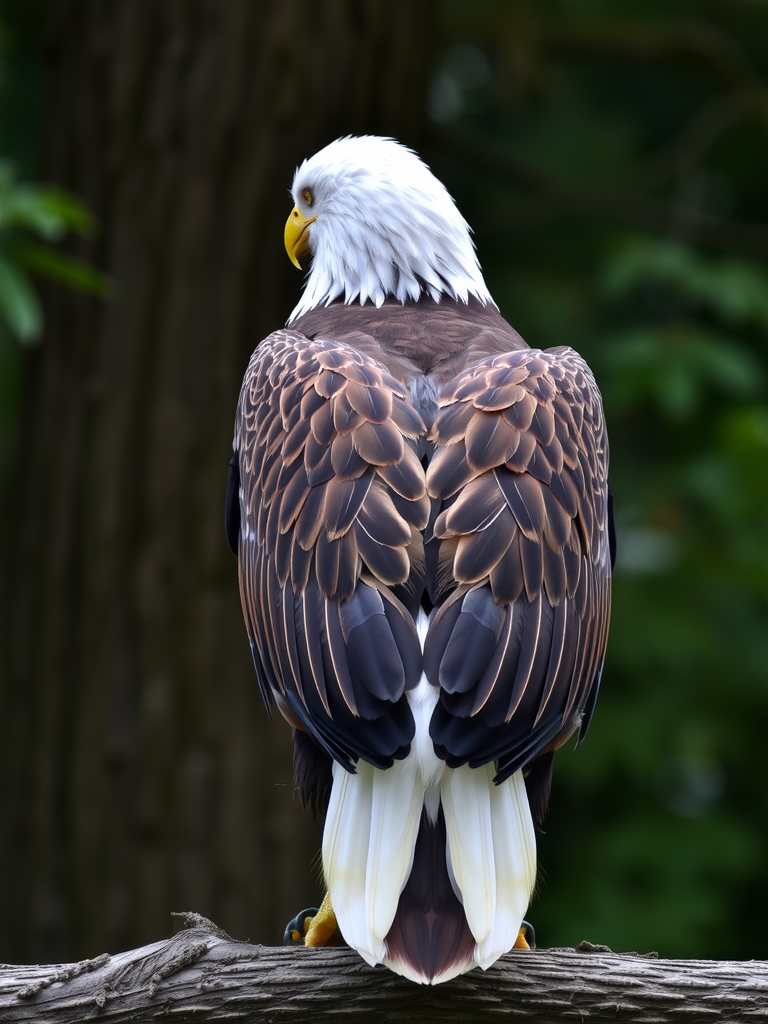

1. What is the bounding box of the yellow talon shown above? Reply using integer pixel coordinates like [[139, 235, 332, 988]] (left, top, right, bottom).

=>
[[304, 892, 338, 947]]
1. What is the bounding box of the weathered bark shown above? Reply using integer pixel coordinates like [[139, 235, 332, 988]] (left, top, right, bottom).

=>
[[0, 0, 431, 965], [1, 917, 767, 1023]]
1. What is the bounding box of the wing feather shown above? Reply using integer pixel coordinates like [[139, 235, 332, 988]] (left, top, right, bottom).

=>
[[425, 346, 611, 781], [235, 321, 610, 794], [234, 330, 427, 769]]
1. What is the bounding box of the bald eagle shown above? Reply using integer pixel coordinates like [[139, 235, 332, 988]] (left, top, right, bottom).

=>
[[227, 136, 613, 984]]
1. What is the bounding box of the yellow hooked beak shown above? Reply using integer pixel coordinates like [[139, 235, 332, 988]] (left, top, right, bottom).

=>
[[284, 206, 317, 269]]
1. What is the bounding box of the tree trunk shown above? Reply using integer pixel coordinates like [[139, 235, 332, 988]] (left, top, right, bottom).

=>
[[0, 0, 431, 965], [1, 917, 767, 1023]]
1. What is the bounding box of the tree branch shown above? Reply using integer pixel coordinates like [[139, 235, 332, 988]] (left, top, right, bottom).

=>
[[1, 914, 767, 1023]]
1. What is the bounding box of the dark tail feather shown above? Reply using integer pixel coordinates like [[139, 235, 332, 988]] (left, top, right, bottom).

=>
[[385, 806, 475, 983], [524, 750, 554, 829], [292, 728, 333, 815]]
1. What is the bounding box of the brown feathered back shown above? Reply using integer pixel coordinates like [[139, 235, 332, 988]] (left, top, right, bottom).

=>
[[233, 295, 610, 800]]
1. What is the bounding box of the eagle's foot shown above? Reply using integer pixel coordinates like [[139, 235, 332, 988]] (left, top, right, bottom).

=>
[[303, 891, 338, 947], [283, 893, 338, 947], [513, 920, 536, 950], [283, 907, 319, 945]]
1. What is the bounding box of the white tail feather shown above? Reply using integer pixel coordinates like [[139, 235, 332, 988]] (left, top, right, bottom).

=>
[[366, 757, 423, 941], [324, 758, 423, 963], [441, 764, 497, 944], [476, 769, 536, 967], [322, 761, 382, 965], [322, 609, 538, 981], [324, 752, 537, 979]]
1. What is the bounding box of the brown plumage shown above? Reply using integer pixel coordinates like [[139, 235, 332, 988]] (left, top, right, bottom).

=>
[[232, 294, 611, 792]]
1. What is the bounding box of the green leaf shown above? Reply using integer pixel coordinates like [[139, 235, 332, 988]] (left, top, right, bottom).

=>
[[602, 235, 768, 331], [3, 185, 96, 239], [13, 240, 111, 296], [600, 324, 764, 419], [0, 160, 97, 239], [0, 251, 42, 343]]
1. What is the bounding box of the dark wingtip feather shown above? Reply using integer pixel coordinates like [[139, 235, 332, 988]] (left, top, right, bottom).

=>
[[225, 451, 240, 556], [608, 484, 617, 571]]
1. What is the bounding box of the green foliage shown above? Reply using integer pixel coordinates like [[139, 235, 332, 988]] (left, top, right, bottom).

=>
[[542, 239, 768, 959], [433, 0, 768, 959], [0, 160, 109, 345], [604, 239, 768, 332], [0, 1, 109, 529]]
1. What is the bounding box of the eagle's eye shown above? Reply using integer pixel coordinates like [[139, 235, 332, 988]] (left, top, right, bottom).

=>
[[302, 188, 314, 207]]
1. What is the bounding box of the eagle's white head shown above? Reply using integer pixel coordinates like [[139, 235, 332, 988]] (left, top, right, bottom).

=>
[[285, 136, 494, 322]]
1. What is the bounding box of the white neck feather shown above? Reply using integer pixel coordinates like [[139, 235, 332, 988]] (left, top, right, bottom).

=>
[[286, 136, 495, 323]]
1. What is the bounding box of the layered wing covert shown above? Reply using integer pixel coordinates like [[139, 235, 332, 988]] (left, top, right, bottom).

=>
[[234, 330, 429, 771], [424, 346, 611, 783]]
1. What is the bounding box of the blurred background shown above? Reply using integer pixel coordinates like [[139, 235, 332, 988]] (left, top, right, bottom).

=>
[[1, 0, 766, 966]]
